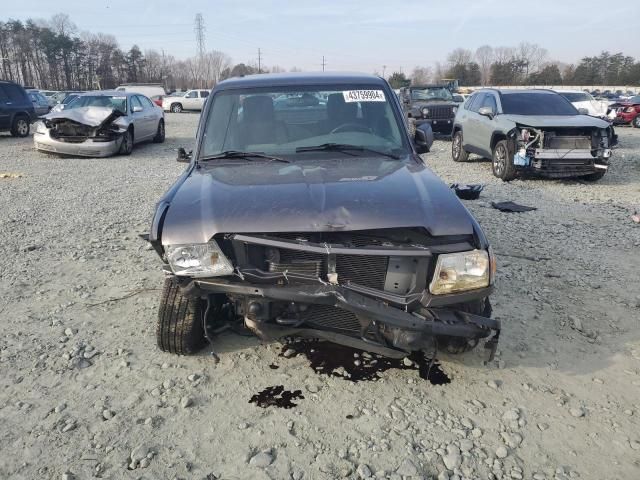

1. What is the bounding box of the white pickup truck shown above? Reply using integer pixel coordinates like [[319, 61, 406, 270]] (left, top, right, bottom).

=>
[[162, 89, 210, 113]]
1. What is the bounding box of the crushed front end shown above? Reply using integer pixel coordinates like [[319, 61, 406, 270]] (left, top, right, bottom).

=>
[[34, 108, 126, 157], [508, 125, 616, 178], [164, 229, 500, 359]]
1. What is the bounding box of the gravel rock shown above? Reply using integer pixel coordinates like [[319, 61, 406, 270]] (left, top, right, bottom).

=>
[[496, 446, 509, 459], [356, 463, 372, 478], [396, 458, 419, 476], [442, 445, 462, 470], [180, 396, 194, 408], [249, 451, 273, 468], [131, 444, 153, 465], [570, 407, 586, 418], [488, 380, 501, 389]]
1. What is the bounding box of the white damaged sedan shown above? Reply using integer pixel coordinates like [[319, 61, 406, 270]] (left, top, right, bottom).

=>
[[34, 91, 165, 157]]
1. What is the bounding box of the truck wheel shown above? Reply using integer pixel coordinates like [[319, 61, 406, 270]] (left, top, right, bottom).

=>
[[582, 169, 607, 182], [156, 278, 206, 355], [10, 116, 30, 137], [632, 116, 640, 128], [451, 130, 469, 162], [153, 119, 165, 143], [492, 140, 516, 181], [170, 103, 183, 113]]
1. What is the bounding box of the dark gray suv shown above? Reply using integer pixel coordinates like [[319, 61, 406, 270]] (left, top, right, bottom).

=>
[[451, 89, 616, 181], [0, 80, 37, 137]]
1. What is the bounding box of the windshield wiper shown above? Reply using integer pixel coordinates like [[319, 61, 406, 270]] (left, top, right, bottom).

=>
[[296, 143, 400, 159], [199, 150, 291, 163]]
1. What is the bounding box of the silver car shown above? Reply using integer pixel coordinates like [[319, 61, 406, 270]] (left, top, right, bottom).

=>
[[34, 91, 165, 157]]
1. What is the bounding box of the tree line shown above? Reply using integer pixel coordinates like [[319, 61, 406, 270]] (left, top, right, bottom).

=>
[[389, 43, 640, 88], [0, 14, 290, 91]]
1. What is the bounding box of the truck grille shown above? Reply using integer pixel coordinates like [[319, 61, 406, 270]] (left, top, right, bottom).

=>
[[335, 254, 388, 290], [427, 106, 454, 119], [301, 305, 361, 333]]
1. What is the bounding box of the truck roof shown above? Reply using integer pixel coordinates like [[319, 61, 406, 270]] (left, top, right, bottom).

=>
[[216, 72, 386, 90]]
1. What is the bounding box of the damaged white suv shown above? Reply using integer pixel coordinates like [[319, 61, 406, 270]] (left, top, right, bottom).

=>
[[451, 89, 617, 181], [34, 91, 165, 157]]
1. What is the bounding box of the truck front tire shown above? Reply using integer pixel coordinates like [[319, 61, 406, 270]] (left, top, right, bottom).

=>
[[156, 278, 206, 355]]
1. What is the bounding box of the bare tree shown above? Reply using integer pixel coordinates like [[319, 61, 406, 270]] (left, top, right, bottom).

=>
[[447, 48, 473, 68], [493, 46, 516, 64], [475, 45, 494, 85], [49, 13, 77, 36], [514, 42, 548, 75], [410, 66, 432, 85]]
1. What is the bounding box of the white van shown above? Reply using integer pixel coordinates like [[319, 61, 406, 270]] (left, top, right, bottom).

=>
[[115, 84, 166, 98]]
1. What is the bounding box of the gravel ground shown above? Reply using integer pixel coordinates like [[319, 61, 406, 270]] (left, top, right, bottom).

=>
[[1, 114, 639, 480]]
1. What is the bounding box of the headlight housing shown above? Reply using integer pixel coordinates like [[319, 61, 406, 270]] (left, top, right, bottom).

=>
[[421, 107, 430, 117], [429, 250, 490, 295], [166, 241, 234, 277], [452, 106, 458, 114]]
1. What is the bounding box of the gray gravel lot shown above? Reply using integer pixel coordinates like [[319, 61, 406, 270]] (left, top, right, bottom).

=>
[[0, 113, 639, 480]]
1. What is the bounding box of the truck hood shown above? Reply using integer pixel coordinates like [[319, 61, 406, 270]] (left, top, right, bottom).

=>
[[501, 114, 610, 129], [161, 156, 475, 245]]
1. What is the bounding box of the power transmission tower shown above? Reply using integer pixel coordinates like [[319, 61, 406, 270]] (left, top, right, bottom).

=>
[[258, 48, 262, 73], [194, 13, 205, 87], [321, 56, 327, 71], [382, 65, 387, 78], [194, 14, 206, 58]]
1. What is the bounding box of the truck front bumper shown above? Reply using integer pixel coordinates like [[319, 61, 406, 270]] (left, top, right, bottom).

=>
[[414, 118, 454, 134], [173, 270, 500, 359]]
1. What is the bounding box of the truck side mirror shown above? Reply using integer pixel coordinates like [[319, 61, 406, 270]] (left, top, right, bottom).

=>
[[177, 147, 192, 163]]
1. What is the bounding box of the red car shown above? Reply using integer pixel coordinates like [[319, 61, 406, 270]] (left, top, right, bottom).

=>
[[611, 95, 640, 127], [150, 95, 164, 107]]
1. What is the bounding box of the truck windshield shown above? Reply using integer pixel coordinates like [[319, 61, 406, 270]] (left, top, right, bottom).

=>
[[199, 85, 408, 159], [501, 93, 578, 115], [410, 87, 453, 101]]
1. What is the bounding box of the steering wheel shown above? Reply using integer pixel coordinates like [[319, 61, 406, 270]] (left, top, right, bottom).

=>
[[330, 123, 373, 134]]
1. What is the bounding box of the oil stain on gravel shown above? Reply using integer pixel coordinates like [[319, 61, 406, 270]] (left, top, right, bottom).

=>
[[280, 339, 450, 385], [249, 386, 305, 409]]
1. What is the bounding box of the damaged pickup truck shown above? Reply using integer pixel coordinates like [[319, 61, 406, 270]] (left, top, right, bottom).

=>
[[34, 91, 165, 157], [452, 89, 617, 181], [147, 72, 499, 361]]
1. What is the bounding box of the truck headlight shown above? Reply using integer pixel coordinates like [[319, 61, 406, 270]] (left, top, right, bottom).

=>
[[429, 250, 490, 295], [422, 107, 429, 117], [166, 241, 233, 277]]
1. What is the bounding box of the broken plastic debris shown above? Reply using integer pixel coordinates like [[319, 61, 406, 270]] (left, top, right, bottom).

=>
[[450, 183, 483, 200], [632, 213, 640, 224], [0, 172, 23, 179], [491, 201, 537, 213]]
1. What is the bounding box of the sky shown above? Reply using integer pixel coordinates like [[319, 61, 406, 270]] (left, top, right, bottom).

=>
[[4, 0, 640, 73]]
